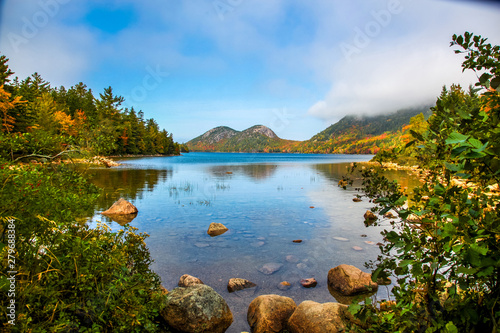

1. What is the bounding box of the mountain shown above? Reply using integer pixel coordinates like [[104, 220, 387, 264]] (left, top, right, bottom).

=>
[[187, 125, 294, 152], [187, 106, 433, 154], [291, 105, 433, 154]]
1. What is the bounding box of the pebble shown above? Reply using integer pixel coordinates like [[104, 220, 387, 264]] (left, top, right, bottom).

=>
[[278, 281, 292, 291], [332, 236, 349, 242], [292, 239, 302, 243], [352, 246, 363, 251], [194, 243, 210, 248], [364, 241, 375, 245]]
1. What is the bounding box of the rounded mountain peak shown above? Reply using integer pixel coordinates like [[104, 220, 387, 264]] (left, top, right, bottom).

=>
[[242, 125, 279, 139]]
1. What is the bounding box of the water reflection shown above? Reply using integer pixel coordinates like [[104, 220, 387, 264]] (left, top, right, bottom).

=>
[[87, 167, 172, 211], [208, 164, 278, 180]]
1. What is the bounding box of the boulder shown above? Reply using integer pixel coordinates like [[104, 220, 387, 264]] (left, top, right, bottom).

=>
[[247, 295, 297, 333], [227, 278, 256, 293], [328, 264, 378, 296], [364, 210, 377, 221], [178, 274, 204, 287], [101, 198, 138, 215], [207, 222, 228, 237], [287, 301, 350, 333], [161, 284, 233, 333]]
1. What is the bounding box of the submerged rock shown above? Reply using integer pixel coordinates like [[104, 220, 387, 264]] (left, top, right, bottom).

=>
[[300, 278, 318, 288], [277, 281, 292, 291], [258, 263, 283, 275], [227, 278, 256, 293]]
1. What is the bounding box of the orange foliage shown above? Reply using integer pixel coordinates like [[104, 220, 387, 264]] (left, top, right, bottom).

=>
[[0, 85, 26, 132], [54, 110, 76, 135]]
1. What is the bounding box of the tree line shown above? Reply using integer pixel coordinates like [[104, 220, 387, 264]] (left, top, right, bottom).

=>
[[0, 54, 188, 162]]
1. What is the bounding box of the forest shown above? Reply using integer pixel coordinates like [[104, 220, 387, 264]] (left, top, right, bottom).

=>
[[0, 55, 187, 162]]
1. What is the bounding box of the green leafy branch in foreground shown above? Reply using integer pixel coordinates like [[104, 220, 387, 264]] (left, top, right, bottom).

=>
[[0, 163, 169, 332], [345, 32, 500, 333]]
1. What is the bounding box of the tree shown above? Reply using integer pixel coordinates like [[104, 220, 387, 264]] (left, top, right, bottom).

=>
[[347, 32, 500, 333]]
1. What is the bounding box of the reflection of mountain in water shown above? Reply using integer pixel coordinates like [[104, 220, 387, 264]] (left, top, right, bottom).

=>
[[87, 168, 172, 211], [209, 164, 278, 180], [313, 163, 420, 191]]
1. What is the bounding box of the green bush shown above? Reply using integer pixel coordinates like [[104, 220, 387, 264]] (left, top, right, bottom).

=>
[[0, 163, 169, 332], [346, 32, 500, 332]]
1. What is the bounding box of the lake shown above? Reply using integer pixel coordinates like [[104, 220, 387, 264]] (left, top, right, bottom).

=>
[[87, 152, 411, 332]]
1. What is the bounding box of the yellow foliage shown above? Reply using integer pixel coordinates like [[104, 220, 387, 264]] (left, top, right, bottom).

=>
[[0, 85, 26, 132]]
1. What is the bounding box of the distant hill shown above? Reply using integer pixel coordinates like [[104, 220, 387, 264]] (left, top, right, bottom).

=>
[[187, 125, 295, 152], [186, 106, 433, 154], [290, 105, 433, 154]]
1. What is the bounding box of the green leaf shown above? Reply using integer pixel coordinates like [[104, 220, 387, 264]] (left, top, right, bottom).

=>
[[470, 243, 488, 256], [491, 76, 500, 90], [445, 132, 469, 144], [445, 162, 463, 172], [468, 137, 483, 149], [445, 321, 458, 333], [479, 72, 492, 85]]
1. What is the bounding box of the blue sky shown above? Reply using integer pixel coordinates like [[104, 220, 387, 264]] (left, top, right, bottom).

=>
[[1, 0, 500, 142]]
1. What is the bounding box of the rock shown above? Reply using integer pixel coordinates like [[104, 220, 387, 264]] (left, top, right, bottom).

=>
[[352, 197, 362, 202], [364, 210, 377, 221], [258, 263, 283, 275], [383, 211, 396, 218], [247, 295, 297, 333], [285, 255, 299, 263], [287, 301, 350, 333], [352, 246, 363, 251], [227, 278, 256, 293], [161, 284, 233, 333], [194, 242, 210, 248], [292, 239, 302, 243], [327, 264, 378, 296], [332, 236, 349, 242], [300, 278, 317, 288], [178, 274, 204, 287], [207, 222, 228, 237], [101, 198, 138, 215], [277, 281, 292, 291], [364, 240, 375, 245], [377, 276, 392, 286], [309, 206, 315, 209]]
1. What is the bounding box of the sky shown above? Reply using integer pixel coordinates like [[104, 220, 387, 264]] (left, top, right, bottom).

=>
[[1, 0, 500, 143]]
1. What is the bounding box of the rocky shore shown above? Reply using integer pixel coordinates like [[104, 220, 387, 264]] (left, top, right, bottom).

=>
[[160, 264, 381, 333]]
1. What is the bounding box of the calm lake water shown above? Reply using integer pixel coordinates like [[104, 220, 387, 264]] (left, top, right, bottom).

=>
[[87, 152, 414, 332]]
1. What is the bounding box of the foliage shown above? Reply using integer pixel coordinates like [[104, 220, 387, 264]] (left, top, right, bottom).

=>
[[0, 163, 169, 332], [345, 32, 500, 332], [0, 55, 183, 161]]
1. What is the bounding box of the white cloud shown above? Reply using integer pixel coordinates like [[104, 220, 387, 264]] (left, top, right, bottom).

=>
[[307, 0, 500, 124]]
